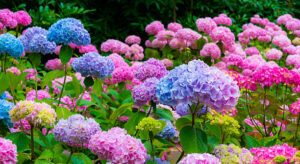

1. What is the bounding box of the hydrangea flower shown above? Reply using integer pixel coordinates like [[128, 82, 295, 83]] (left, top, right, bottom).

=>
[[178, 153, 220, 164], [272, 35, 291, 48], [145, 21, 165, 35], [88, 127, 147, 164], [0, 138, 17, 164], [125, 35, 141, 45], [289, 99, 300, 115], [0, 33, 24, 58], [24, 68, 37, 80], [196, 17, 217, 34], [136, 117, 165, 135], [108, 53, 129, 68], [161, 59, 173, 68], [213, 14, 232, 26], [135, 58, 168, 81], [6, 67, 21, 75], [0, 9, 17, 29], [167, 22, 182, 32], [26, 90, 51, 101], [100, 39, 129, 54], [200, 43, 221, 59], [14, 10, 32, 26], [265, 48, 283, 60], [59, 92, 91, 111], [53, 114, 100, 147], [125, 44, 144, 61], [111, 66, 134, 84], [156, 60, 240, 111], [213, 144, 253, 164], [72, 52, 114, 78], [0, 100, 14, 127], [157, 120, 176, 139], [9, 100, 56, 127], [132, 78, 159, 106], [47, 18, 91, 45]]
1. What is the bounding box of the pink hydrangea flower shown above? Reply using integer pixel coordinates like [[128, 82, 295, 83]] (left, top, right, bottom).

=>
[[175, 28, 201, 47], [26, 90, 51, 101], [161, 59, 173, 68], [241, 55, 266, 71], [196, 17, 217, 34], [167, 22, 182, 32], [200, 43, 221, 59], [45, 58, 63, 70], [125, 35, 141, 45], [155, 30, 175, 41], [14, 10, 32, 26], [0, 9, 18, 29], [277, 14, 293, 25], [250, 15, 270, 26], [125, 44, 144, 60], [244, 117, 263, 127], [77, 44, 98, 54], [52, 76, 73, 94], [265, 48, 283, 60], [108, 53, 128, 68], [179, 153, 220, 164], [145, 20, 164, 35], [60, 92, 91, 111], [289, 99, 300, 115], [286, 55, 300, 68], [111, 66, 134, 84], [24, 68, 37, 80], [252, 65, 285, 87], [272, 35, 291, 48], [282, 45, 297, 55], [151, 38, 168, 49], [213, 14, 232, 26], [6, 67, 21, 75], [245, 47, 260, 56], [0, 137, 17, 163], [285, 18, 300, 31], [101, 39, 129, 54], [210, 26, 235, 48]]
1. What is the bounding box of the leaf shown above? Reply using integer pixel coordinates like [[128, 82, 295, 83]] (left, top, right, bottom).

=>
[[110, 103, 132, 120], [28, 53, 42, 67], [6, 132, 30, 152], [244, 135, 260, 149], [0, 73, 9, 93], [71, 153, 93, 164], [59, 45, 73, 64], [41, 70, 64, 88], [38, 149, 53, 160], [56, 107, 73, 120], [124, 111, 146, 135], [34, 160, 54, 164], [154, 108, 173, 121], [175, 116, 192, 131], [83, 76, 94, 88], [17, 152, 31, 164], [179, 126, 208, 153]]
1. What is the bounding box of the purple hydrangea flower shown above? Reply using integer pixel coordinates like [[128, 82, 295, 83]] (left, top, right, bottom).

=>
[[157, 119, 176, 139], [132, 77, 159, 106], [135, 58, 168, 82], [47, 18, 91, 45], [53, 114, 101, 147], [72, 52, 114, 78]]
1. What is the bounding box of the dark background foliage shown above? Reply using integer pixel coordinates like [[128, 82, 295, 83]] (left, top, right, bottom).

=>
[[1, 0, 299, 45]]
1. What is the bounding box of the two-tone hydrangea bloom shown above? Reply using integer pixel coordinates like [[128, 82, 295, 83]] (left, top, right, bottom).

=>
[[26, 90, 51, 101], [178, 153, 221, 164], [0, 33, 24, 58], [0, 100, 14, 127], [19, 27, 56, 54], [9, 100, 56, 127], [132, 77, 159, 106], [157, 119, 176, 139], [47, 18, 91, 45], [72, 52, 114, 78], [88, 127, 147, 164], [0, 138, 17, 164], [156, 60, 240, 111], [250, 144, 298, 164], [213, 144, 253, 164], [53, 114, 100, 147], [135, 58, 168, 81], [136, 117, 165, 135]]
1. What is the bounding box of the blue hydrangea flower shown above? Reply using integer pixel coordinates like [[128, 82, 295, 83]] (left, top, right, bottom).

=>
[[156, 60, 240, 112], [0, 100, 14, 127], [47, 18, 91, 45], [72, 52, 114, 78], [0, 92, 6, 99], [19, 27, 56, 54], [157, 120, 176, 139], [0, 33, 24, 58]]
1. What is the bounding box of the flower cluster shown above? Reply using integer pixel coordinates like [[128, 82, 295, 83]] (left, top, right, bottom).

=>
[[111, 66, 134, 84], [178, 153, 220, 164], [157, 119, 176, 139], [72, 52, 114, 78], [209, 113, 240, 137], [135, 58, 168, 81], [6, 67, 21, 75], [60, 92, 91, 111], [136, 117, 165, 135], [24, 68, 37, 80], [0, 137, 17, 164], [47, 18, 91, 45], [0, 9, 31, 30], [0, 100, 14, 127], [125, 35, 141, 45], [289, 99, 300, 115], [26, 90, 51, 101], [132, 77, 159, 106], [53, 114, 100, 147], [101, 39, 129, 54], [250, 144, 298, 164], [213, 144, 253, 164], [88, 127, 147, 164], [156, 60, 240, 111], [0, 33, 24, 58], [200, 43, 221, 59], [9, 100, 56, 127]]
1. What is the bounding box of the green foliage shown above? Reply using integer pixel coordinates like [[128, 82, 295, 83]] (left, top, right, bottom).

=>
[[179, 126, 208, 153]]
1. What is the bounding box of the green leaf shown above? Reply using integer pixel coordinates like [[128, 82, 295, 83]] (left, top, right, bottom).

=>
[[28, 53, 42, 67], [38, 149, 53, 160], [6, 132, 30, 152], [179, 126, 208, 153], [110, 103, 132, 120], [71, 153, 93, 164], [154, 108, 173, 121], [59, 45, 73, 64], [56, 107, 73, 120], [175, 116, 192, 130], [34, 160, 54, 164], [244, 135, 260, 149], [124, 111, 146, 135], [42, 70, 64, 88], [0, 73, 9, 93], [83, 76, 94, 88], [17, 152, 31, 164], [262, 136, 277, 147]]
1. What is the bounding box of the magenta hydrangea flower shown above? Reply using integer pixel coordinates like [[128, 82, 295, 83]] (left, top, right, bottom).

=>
[[88, 127, 147, 164], [54, 114, 100, 147], [289, 99, 300, 115], [200, 43, 221, 59], [26, 90, 51, 101], [0, 138, 17, 164], [196, 17, 217, 34], [14, 10, 32, 26], [135, 58, 168, 81], [101, 39, 129, 54], [125, 35, 141, 45], [213, 14, 232, 26], [265, 48, 283, 60], [145, 21, 164, 35], [250, 144, 298, 164], [24, 68, 37, 80], [132, 77, 159, 106], [179, 153, 220, 164], [45, 58, 64, 70], [272, 35, 291, 48], [125, 44, 144, 61], [167, 22, 182, 32], [252, 65, 285, 87], [245, 47, 260, 56], [108, 53, 129, 68], [277, 14, 293, 25], [0, 9, 17, 29], [111, 66, 134, 84]]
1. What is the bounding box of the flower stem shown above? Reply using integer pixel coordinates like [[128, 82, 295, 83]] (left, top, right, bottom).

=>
[[66, 149, 73, 164], [149, 132, 155, 162], [30, 125, 35, 161], [294, 115, 300, 145], [57, 64, 67, 107]]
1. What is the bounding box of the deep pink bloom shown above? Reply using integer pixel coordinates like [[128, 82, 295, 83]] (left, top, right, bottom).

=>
[[26, 90, 51, 101], [145, 21, 164, 35], [14, 10, 32, 26]]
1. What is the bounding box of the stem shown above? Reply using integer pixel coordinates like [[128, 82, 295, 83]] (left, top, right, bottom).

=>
[[30, 125, 35, 161], [66, 149, 73, 164], [262, 88, 268, 136], [73, 91, 85, 112], [2, 54, 7, 73], [278, 85, 288, 137], [176, 151, 185, 163], [294, 115, 300, 145], [57, 64, 67, 107], [149, 132, 155, 162]]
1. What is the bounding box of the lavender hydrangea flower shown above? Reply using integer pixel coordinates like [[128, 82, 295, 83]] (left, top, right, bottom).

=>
[[19, 27, 56, 54], [47, 18, 91, 45], [175, 103, 209, 116], [0, 33, 24, 58], [0, 100, 14, 127], [72, 52, 114, 78], [135, 58, 168, 81], [53, 114, 101, 147], [179, 153, 221, 164], [157, 120, 176, 139], [132, 77, 159, 106], [156, 60, 240, 111]]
